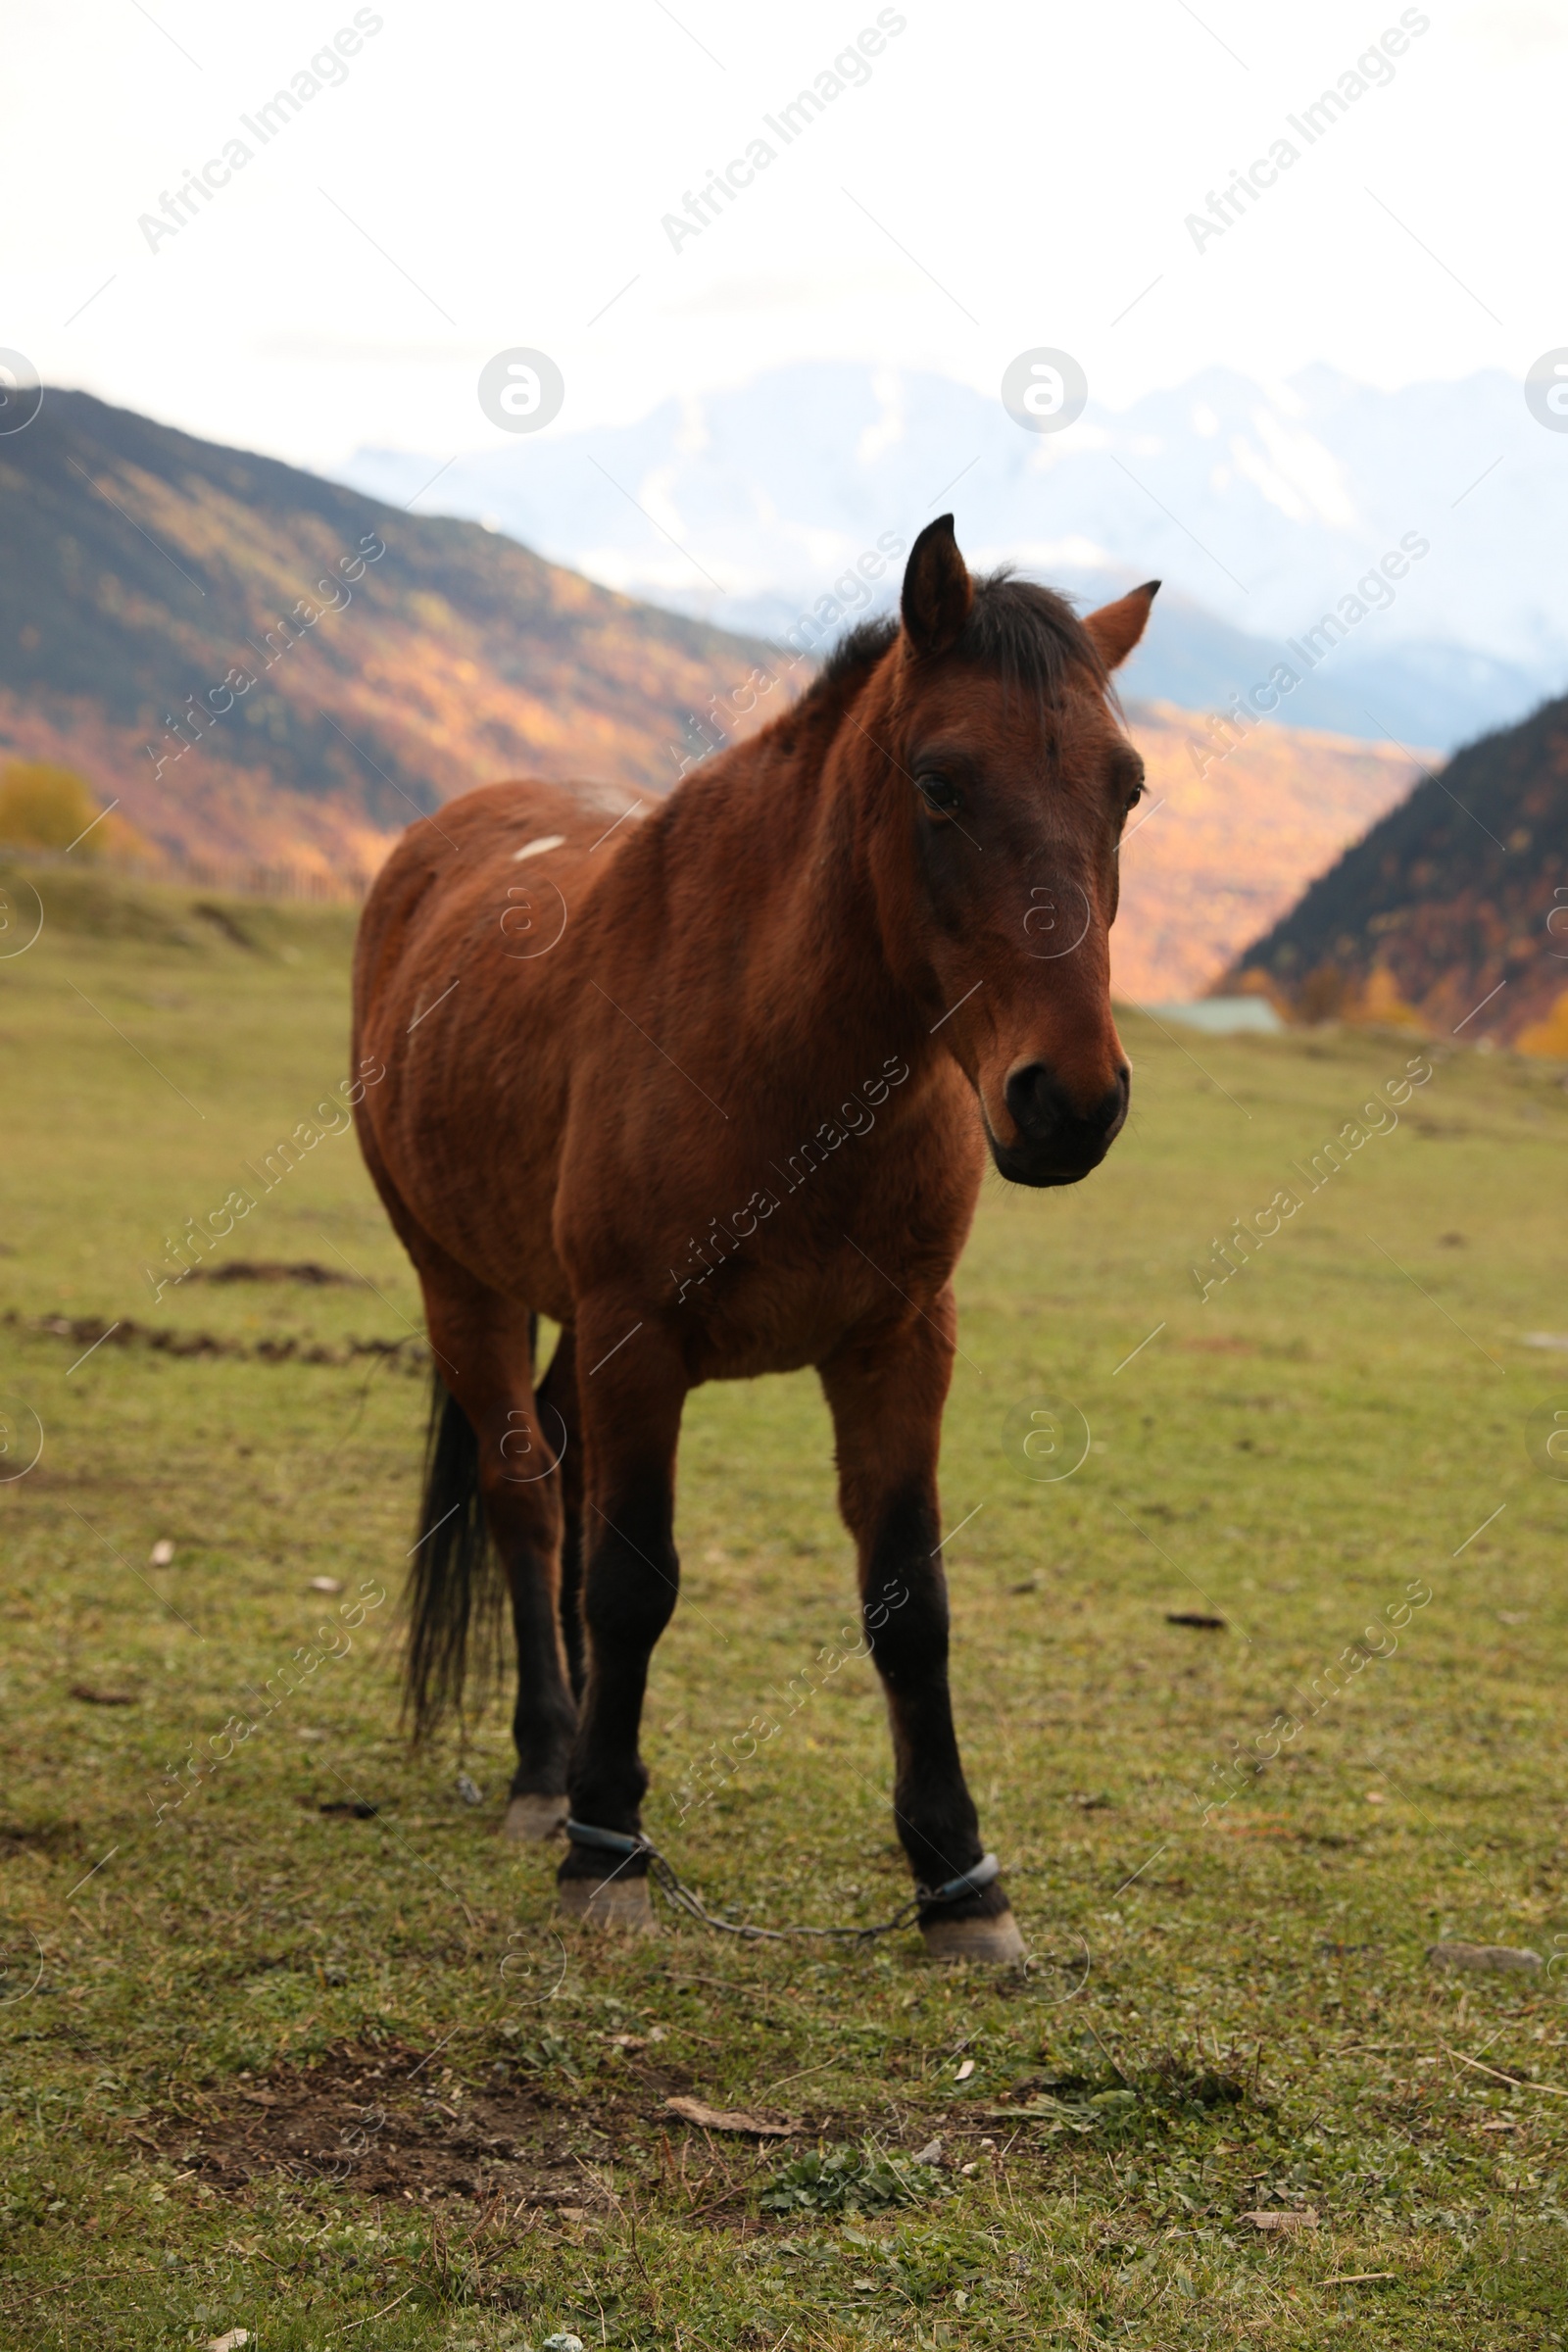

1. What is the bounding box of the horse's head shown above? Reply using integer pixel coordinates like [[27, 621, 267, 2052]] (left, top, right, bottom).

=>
[[867, 514, 1156, 1189]]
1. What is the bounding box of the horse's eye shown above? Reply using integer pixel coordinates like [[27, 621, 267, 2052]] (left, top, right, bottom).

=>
[[916, 774, 962, 815], [1126, 785, 1144, 810]]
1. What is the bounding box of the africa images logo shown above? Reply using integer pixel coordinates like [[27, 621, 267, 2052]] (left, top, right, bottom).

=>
[[1184, 9, 1431, 255], [136, 10, 384, 253], [660, 10, 907, 253]]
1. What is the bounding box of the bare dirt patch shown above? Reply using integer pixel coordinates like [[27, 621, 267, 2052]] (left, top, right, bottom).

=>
[[154, 2040, 818, 2212], [189, 1260, 360, 1285], [0, 1820, 85, 1861], [10, 1308, 422, 1370]]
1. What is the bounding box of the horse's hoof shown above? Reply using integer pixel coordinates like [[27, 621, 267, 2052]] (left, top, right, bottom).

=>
[[558, 1873, 658, 1932], [502, 1793, 568, 1843], [920, 1906, 1026, 1964]]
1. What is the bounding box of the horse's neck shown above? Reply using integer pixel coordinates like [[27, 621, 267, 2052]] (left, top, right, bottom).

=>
[[708, 696, 930, 1093]]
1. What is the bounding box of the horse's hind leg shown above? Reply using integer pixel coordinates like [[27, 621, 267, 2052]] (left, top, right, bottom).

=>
[[556, 1300, 689, 1929], [819, 1295, 1025, 1963], [489, 1397, 578, 1842], [537, 1327, 585, 1703], [414, 1266, 578, 1842]]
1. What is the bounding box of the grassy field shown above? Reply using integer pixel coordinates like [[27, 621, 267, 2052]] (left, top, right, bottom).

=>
[[3, 856, 1568, 2350]]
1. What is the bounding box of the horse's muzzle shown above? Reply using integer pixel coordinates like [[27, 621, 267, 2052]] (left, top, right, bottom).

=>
[[989, 1061, 1130, 1188]]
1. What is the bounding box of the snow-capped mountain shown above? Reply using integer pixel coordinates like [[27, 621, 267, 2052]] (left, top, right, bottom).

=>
[[337, 362, 1568, 751]]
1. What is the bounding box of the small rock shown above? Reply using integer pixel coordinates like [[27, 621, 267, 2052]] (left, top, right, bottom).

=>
[[309, 1575, 343, 1593], [913, 2136, 943, 2165], [149, 1540, 174, 1567], [1428, 1939, 1543, 1974], [1241, 2208, 1318, 2230], [456, 1772, 484, 1806], [207, 2333, 251, 2352], [543, 2335, 585, 2352]]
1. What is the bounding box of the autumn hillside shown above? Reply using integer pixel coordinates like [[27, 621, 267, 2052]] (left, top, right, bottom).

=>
[[1107, 704, 1419, 1007], [1227, 689, 1568, 1048], [0, 389, 777, 879]]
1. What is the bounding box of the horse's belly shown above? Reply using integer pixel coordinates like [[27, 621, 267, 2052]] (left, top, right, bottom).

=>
[[676, 1234, 953, 1385]]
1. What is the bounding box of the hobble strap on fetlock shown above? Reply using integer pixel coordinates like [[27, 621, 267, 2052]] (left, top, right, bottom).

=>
[[561, 1824, 1006, 1944], [917, 1853, 1001, 1909], [565, 1819, 645, 1859]]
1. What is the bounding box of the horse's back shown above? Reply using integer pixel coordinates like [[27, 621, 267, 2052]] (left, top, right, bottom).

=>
[[351, 777, 643, 1312], [355, 781, 587, 1008]]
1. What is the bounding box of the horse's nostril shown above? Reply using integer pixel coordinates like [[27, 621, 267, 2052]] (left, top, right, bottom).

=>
[[1092, 1073, 1130, 1136], [1004, 1063, 1128, 1148], [1004, 1061, 1062, 1143]]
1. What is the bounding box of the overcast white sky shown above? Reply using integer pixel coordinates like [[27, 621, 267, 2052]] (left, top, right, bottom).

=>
[[4, 1, 1565, 472]]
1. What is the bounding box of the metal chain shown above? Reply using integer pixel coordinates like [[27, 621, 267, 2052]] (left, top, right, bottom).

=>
[[564, 1819, 1000, 1943]]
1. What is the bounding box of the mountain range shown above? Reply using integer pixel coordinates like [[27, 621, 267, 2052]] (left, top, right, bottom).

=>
[[0, 387, 773, 877], [14, 382, 1562, 1032], [338, 361, 1567, 754]]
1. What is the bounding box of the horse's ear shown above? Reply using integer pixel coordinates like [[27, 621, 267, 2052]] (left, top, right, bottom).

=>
[[901, 514, 972, 660], [1083, 579, 1160, 671]]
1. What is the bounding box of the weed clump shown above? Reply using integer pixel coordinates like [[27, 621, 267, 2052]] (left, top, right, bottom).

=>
[[760, 2143, 947, 2217]]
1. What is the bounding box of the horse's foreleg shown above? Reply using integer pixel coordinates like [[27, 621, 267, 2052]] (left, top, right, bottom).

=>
[[557, 1306, 687, 1929], [820, 1297, 1025, 1962]]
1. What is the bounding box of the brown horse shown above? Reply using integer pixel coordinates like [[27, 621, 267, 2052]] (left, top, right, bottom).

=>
[[352, 516, 1155, 1959]]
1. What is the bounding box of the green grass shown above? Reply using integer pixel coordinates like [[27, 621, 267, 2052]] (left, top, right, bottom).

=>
[[3, 857, 1568, 2348]]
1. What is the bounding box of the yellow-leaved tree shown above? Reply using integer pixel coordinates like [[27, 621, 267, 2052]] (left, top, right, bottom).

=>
[[0, 762, 145, 862], [1517, 988, 1568, 1057]]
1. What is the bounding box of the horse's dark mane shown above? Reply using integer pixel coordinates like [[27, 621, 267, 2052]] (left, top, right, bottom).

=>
[[796, 570, 1111, 722], [957, 571, 1113, 704], [808, 612, 901, 705]]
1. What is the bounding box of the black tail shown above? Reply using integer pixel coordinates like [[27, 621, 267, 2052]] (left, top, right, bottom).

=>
[[404, 1374, 505, 1740]]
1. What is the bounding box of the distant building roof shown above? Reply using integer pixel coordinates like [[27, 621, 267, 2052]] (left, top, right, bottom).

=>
[[1145, 997, 1284, 1035]]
